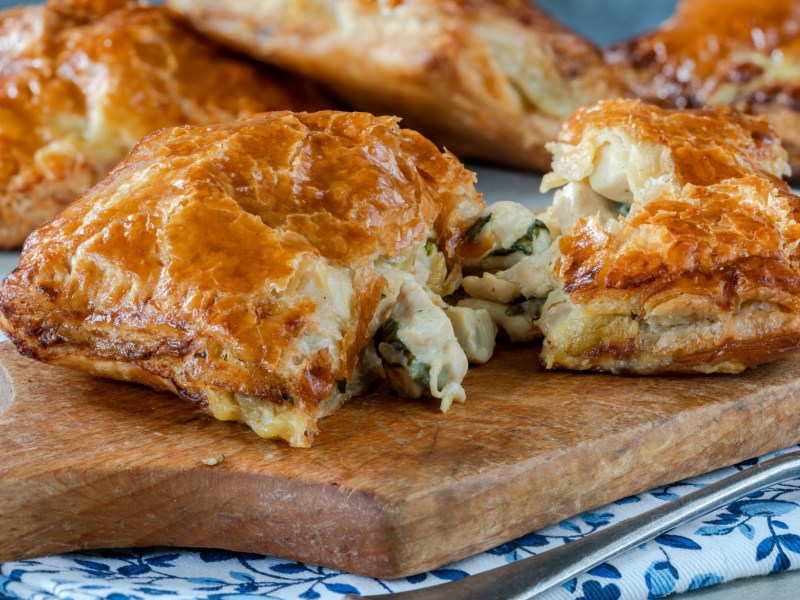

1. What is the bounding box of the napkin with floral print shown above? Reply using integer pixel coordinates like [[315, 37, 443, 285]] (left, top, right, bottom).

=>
[[3, 446, 800, 600]]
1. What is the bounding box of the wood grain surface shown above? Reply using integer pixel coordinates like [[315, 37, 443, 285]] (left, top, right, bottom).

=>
[[2, 341, 800, 578]]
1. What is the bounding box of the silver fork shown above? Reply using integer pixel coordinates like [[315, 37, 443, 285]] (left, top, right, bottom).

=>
[[347, 450, 800, 600]]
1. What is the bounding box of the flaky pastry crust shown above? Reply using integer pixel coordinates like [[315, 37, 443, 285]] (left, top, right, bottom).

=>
[[539, 100, 800, 373], [543, 98, 791, 192], [166, 0, 622, 172], [0, 0, 327, 248], [606, 0, 800, 179], [0, 111, 484, 446]]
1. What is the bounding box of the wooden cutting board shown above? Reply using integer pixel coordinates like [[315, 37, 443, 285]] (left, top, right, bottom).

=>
[[2, 342, 800, 578]]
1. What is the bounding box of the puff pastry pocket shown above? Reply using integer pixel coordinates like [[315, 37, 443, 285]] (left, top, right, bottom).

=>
[[0, 0, 328, 249], [534, 99, 800, 374], [606, 0, 800, 179], [166, 0, 622, 172], [0, 111, 486, 447]]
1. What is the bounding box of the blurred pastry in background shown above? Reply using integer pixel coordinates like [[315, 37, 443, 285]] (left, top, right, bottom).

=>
[[606, 0, 800, 179], [0, 0, 328, 248], [166, 0, 624, 173]]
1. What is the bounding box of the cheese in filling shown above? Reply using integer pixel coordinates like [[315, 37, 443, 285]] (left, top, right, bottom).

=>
[[539, 181, 624, 237], [204, 388, 316, 448]]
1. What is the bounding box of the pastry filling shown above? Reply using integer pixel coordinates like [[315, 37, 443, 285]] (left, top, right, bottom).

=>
[[457, 201, 556, 341], [204, 231, 483, 437], [374, 279, 468, 412]]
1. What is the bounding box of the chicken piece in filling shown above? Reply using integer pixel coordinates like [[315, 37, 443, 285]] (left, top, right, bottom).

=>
[[373, 279, 468, 412]]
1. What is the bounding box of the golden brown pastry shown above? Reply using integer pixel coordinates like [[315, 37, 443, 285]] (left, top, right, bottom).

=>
[[0, 0, 327, 249], [0, 111, 486, 447], [536, 99, 800, 373], [166, 0, 623, 172], [606, 0, 800, 178], [453, 99, 800, 373]]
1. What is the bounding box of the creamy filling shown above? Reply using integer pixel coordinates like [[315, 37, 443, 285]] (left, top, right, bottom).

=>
[[374, 279, 468, 412], [458, 200, 557, 339], [540, 181, 624, 237], [458, 296, 543, 342], [464, 201, 552, 271]]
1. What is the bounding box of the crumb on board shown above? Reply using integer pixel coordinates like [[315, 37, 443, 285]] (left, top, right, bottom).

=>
[[201, 454, 225, 466]]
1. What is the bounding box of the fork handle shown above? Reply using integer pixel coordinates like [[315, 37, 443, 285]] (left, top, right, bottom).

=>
[[348, 450, 800, 600]]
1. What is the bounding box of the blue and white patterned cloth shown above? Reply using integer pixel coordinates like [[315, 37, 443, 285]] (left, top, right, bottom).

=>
[[4, 446, 800, 600]]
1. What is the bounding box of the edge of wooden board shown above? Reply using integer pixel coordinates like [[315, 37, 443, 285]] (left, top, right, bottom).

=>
[[2, 343, 800, 577]]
